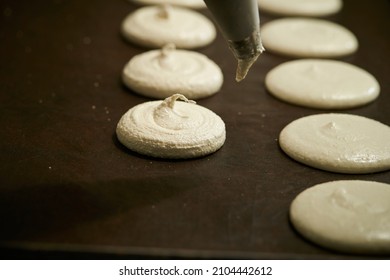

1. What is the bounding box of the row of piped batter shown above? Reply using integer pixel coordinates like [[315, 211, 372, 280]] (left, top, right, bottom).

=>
[[116, 0, 390, 254]]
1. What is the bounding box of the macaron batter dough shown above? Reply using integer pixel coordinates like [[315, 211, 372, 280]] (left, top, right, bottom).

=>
[[265, 59, 380, 109], [279, 113, 390, 173], [121, 5, 216, 48], [258, 0, 342, 17], [261, 18, 358, 58], [116, 94, 226, 159], [130, 0, 206, 9], [122, 44, 223, 99], [290, 180, 390, 254]]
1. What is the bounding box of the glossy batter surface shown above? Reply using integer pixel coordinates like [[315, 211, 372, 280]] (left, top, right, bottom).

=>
[[262, 18, 358, 57], [258, 0, 342, 16], [265, 59, 380, 109], [279, 113, 390, 173], [290, 180, 390, 254]]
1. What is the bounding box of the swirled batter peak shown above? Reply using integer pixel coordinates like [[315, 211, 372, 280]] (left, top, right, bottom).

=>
[[116, 94, 226, 159]]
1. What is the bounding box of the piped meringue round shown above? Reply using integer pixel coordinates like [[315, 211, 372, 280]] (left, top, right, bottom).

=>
[[130, 0, 206, 9], [262, 18, 358, 58], [265, 59, 380, 109], [116, 94, 226, 159], [290, 180, 390, 254], [121, 5, 216, 48], [122, 44, 223, 99], [258, 0, 342, 17], [279, 113, 390, 173]]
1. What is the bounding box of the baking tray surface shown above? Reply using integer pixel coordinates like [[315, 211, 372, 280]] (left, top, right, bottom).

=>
[[0, 0, 389, 259]]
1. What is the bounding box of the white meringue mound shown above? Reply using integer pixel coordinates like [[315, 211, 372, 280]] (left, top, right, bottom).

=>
[[265, 59, 380, 109], [262, 18, 358, 58], [290, 180, 390, 254], [279, 113, 390, 173], [130, 0, 206, 9], [258, 0, 342, 17], [121, 5, 216, 49], [122, 44, 223, 100], [116, 94, 226, 159]]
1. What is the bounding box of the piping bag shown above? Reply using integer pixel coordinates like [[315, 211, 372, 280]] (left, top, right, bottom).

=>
[[204, 0, 264, 82]]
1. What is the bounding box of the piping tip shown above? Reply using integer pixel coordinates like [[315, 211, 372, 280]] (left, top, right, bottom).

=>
[[235, 54, 260, 82], [228, 28, 265, 82]]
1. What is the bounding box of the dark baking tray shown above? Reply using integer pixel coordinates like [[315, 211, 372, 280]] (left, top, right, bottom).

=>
[[0, 0, 389, 259]]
